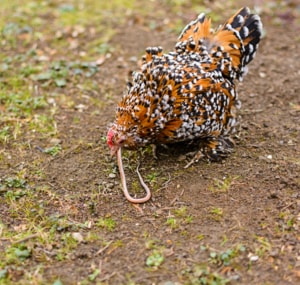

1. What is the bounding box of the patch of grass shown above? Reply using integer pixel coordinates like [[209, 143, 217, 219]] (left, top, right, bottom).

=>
[[0, 69, 55, 141], [0, 268, 8, 280], [208, 175, 239, 193], [0, 89, 48, 116], [3, 177, 27, 189], [182, 265, 231, 285], [96, 217, 116, 231], [43, 145, 62, 157], [166, 217, 178, 229], [145, 239, 162, 250], [277, 211, 297, 232], [56, 0, 136, 27], [254, 236, 271, 257], [146, 171, 159, 184], [174, 206, 193, 224], [209, 244, 246, 266], [1, 0, 125, 148], [146, 250, 164, 268], [52, 280, 64, 285], [165, 206, 194, 231], [0, 126, 10, 143], [5, 243, 32, 264], [174, 206, 188, 217], [209, 207, 224, 221], [197, 234, 205, 241], [183, 244, 247, 284], [86, 36, 116, 57], [88, 269, 100, 282], [4, 190, 27, 202], [55, 232, 79, 261], [32, 60, 99, 87], [1, 177, 28, 201]]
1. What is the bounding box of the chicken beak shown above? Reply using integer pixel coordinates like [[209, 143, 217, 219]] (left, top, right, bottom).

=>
[[110, 145, 120, 157], [109, 135, 126, 157]]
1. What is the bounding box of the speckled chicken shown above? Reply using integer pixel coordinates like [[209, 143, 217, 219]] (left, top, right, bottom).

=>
[[107, 7, 262, 162]]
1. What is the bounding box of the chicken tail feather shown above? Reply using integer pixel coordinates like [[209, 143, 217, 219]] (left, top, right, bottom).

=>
[[176, 7, 263, 80]]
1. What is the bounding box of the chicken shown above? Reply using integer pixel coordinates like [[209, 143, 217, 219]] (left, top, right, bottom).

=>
[[107, 7, 262, 202]]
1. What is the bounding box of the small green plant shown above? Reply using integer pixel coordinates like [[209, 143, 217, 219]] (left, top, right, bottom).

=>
[[3, 177, 26, 189], [197, 234, 205, 241], [209, 207, 223, 218], [5, 244, 31, 264], [0, 126, 10, 143], [254, 236, 271, 257], [208, 176, 239, 193], [277, 211, 297, 232], [52, 280, 64, 285], [183, 265, 230, 285], [210, 245, 246, 266], [166, 207, 193, 230], [54, 232, 79, 261], [88, 269, 100, 281], [166, 217, 177, 229], [185, 215, 193, 224], [146, 250, 164, 268], [32, 60, 99, 87], [0, 268, 8, 280], [1, 91, 48, 115], [146, 171, 158, 184], [174, 206, 187, 217], [286, 217, 295, 228], [96, 217, 116, 231], [44, 145, 62, 156], [96, 42, 115, 55], [4, 190, 27, 201]]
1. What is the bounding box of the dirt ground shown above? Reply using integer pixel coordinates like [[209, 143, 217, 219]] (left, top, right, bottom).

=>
[[1, 0, 299, 284]]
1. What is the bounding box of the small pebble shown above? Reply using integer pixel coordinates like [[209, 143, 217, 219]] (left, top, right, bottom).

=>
[[72, 232, 83, 242], [106, 183, 114, 189], [37, 55, 49, 62], [47, 98, 56, 105], [249, 255, 259, 262], [269, 250, 279, 257], [50, 138, 62, 145], [259, 72, 266, 78], [75, 104, 86, 112], [231, 275, 241, 281], [129, 56, 138, 62], [108, 173, 116, 179], [158, 282, 181, 285]]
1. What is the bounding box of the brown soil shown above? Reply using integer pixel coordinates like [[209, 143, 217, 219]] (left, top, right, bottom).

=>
[[1, 1, 299, 285]]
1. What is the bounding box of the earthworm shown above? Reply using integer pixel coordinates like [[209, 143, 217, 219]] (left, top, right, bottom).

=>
[[117, 148, 152, 203]]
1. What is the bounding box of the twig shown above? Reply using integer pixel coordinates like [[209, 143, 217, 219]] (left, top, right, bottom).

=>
[[99, 272, 116, 282], [156, 173, 172, 191], [12, 234, 39, 245], [95, 240, 113, 256], [61, 144, 81, 158], [280, 201, 296, 211], [132, 203, 144, 214]]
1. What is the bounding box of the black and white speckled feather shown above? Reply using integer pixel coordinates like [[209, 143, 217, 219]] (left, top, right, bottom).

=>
[[107, 7, 262, 161]]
